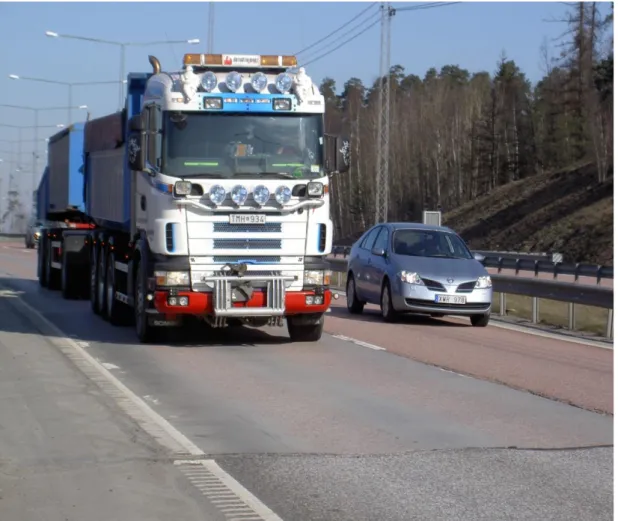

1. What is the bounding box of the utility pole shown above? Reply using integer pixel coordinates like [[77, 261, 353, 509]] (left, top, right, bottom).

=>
[[375, 3, 395, 224], [208, 2, 215, 53]]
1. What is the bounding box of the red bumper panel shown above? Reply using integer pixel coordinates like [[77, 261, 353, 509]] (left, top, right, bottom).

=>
[[154, 289, 332, 315]]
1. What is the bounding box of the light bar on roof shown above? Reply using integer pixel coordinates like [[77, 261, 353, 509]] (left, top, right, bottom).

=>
[[183, 53, 297, 68]]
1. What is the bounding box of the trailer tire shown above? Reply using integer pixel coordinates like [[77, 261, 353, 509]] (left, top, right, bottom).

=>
[[97, 246, 108, 320], [61, 248, 77, 299], [38, 235, 48, 288], [106, 251, 131, 326], [46, 239, 60, 290], [90, 244, 100, 315], [134, 259, 156, 343]]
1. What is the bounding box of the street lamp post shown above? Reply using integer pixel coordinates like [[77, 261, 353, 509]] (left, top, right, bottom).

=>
[[44, 31, 200, 109], [7, 76, 121, 125], [0, 104, 88, 195]]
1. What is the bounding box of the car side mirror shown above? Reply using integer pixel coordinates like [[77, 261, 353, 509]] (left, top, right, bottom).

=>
[[372, 247, 387, 257], [324, 134, 350, 175], [473, 253, 486, 263]]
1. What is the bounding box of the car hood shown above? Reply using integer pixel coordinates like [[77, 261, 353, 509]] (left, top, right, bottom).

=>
[[390, 254, 488, 282]]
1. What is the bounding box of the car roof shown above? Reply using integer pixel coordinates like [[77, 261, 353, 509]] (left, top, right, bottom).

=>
[[365, 222, 456, 234]]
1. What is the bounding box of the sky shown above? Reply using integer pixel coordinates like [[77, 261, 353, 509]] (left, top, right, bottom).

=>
[[0, 0, 613, 203]]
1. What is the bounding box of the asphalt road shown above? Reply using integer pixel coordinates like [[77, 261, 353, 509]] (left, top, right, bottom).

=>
[[0, 243, 613, 521]]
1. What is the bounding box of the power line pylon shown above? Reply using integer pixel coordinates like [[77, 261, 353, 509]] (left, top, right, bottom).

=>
[[375, 2, 395, 224]]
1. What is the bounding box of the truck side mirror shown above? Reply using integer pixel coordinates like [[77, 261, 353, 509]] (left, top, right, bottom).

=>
[[324, 134, 351, 175], [127, 114, 148, 172]]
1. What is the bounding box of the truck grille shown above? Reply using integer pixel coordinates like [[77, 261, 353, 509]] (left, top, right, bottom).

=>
[[213, 256, 281, 264], [213, 239, 282, 250]]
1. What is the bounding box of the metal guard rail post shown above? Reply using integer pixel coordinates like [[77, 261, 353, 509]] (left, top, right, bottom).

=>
[[327, 258, 614, 340]]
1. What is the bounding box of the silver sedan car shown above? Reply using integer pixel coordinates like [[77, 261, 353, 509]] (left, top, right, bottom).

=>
[[345, 222, 493, 327]]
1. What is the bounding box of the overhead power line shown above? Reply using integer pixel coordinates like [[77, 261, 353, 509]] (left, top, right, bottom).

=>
[[300, 16, 381, 67], [295, 2, 379, 56]]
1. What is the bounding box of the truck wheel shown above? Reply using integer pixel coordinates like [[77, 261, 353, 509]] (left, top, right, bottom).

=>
[[97, 248, 108, 320], [38, 235, 48, 288], [90, 246, 100, 314], [134, 260, 156, 343], [106, 251, 130, 326], [287, 314, 324, 342]]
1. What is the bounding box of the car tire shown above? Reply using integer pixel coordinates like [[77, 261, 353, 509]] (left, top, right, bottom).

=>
[[346, 274, 364, 314], [380, 280, 398, 323], [470, 312, 490, 327]]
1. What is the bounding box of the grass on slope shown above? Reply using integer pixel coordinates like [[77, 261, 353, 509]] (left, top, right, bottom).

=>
[[444, 163, 613, 265]]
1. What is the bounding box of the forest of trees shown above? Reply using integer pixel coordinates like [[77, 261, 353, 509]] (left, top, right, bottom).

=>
[[321, 3, 614, 242]]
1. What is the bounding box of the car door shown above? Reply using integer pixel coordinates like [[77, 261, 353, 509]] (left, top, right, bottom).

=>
[[353, 226, 381, 300], [366, 226, 390, 302]]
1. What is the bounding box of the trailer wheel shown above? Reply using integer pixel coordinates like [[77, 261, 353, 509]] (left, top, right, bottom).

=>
[[97, 246, 108, 320], [134, 260, 156, 343], [61, 248, 77, 299], [106, 251, 130, 326], [90, 244, 100, 314], [46, 239, 60, 290], [38, 235, 48, 288]]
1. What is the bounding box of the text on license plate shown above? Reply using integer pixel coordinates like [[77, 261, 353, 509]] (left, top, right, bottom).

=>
[[229, 214, 266, 224], [435, 295, 467, 305]]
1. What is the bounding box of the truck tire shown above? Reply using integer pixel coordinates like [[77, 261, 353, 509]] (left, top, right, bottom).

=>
[[46, 240, 60, 290], [287, 314, 324, 343], [61, 248, 77, 299], [106, 251, 131, 326], [134, 260, 156, 343], [97, 248, 108, 320], [90, 245, 100, 314]]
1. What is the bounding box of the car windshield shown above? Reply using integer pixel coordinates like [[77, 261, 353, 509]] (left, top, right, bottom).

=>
[[161, 111, 324, 179], [392, 229, 473, 259]]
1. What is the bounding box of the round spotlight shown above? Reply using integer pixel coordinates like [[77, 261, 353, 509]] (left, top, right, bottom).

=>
[[253, 185, 270, 206], [251, 72, 268, 92], [209, 184, 226, 205], [275, 185, 292, 205], [275, 73, 293, 93], [225, 71, 242, 92], [201, 71, 217, 92], [231, 184, 248, 206]]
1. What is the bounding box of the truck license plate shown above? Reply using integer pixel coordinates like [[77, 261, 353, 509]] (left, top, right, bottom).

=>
[[229, 214, 266, 224], [435, 294, 467, 305]]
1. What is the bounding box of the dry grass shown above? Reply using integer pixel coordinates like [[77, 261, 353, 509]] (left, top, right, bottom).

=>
[[491, 292, 610, 337]]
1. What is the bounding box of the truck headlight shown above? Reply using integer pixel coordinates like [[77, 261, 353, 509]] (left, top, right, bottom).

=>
[[304, 269, 331, 286], [398, 271, 423, 285], [174, 181, 192, 196], [307, 182, 324, 197], [475, 275, 492, 289], [155, 271, 190, 286]]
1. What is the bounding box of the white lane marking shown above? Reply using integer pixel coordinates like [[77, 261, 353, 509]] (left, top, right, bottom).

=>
[[438, 367, 473, 379], [4, 288, 285, 521], [101, 362, 120, 370], [332, 334, 386, 351], [329, 289, 612, 349]]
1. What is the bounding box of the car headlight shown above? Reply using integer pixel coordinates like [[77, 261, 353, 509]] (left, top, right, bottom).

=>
[[304, 269, 331, 286], [475, 275, 492, 289], [398, 271, 423, 285], [34, 231, 40, 238], [154, 271, 190, 287]]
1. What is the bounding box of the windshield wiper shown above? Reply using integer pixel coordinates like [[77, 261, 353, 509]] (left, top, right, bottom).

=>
[[180, 172, 229, 179], [230, 172, 296, 179]]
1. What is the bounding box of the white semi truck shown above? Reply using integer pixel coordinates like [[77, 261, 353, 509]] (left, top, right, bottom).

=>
[[37, 52, 350, 343]]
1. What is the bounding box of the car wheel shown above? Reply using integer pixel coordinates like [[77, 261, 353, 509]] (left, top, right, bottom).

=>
[[470, 312, 490, 327], [380, 280, 398, 323], [346, 275, 364, 314]]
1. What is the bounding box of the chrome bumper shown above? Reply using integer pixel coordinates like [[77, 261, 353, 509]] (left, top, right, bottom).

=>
[[203, 273, 297, 317]]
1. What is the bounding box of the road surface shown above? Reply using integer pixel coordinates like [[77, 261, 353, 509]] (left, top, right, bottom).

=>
[[0, 242, 612, 521]]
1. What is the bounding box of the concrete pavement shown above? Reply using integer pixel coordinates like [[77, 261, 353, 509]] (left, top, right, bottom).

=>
[[0, 243, 613, 520]]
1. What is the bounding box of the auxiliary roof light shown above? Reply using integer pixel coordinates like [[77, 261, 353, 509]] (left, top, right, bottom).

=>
[[201, 71, 217, 92], [251, 72, 268, 93], [225, 71, 242, 92], [253, 185, 270, 206], [209, 184, 226, 205], [274, 185, 292, 205], [275, 73, 293, 94], [231, 184, 248, 206]]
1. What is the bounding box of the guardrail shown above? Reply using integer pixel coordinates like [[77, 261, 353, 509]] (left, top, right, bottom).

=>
[[0, 233, 26, 238], [327, 258, 614, 340], [332, 245, 613, 284]]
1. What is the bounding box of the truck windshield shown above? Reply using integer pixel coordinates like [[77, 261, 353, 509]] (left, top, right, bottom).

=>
[[161, 111, 324, 179]]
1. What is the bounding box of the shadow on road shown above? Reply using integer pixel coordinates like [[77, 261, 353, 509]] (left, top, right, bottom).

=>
[[328, 304, 469, 328], [0, 276, 290, 348]]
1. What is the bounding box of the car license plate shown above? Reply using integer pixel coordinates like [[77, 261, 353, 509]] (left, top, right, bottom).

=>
[[435, 294, 467, 305], [229, 214, 266, 224]]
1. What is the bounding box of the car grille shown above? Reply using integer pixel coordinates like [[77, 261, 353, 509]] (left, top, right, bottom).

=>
[[456, 281, 477, 293], [405, 298, 490, 311], [421, 278, 446, 292]]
